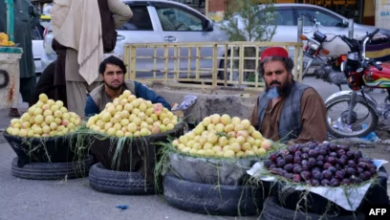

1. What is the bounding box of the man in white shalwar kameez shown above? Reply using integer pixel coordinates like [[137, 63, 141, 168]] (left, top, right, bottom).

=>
[[50, 0, 132, 117]]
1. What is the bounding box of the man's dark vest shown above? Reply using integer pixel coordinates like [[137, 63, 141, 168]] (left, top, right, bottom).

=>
[[90, 82, 136, 112], [257, 82, 311, 142], [97, 0, 117, 53]]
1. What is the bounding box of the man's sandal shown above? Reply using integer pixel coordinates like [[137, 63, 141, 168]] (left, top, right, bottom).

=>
[[8, 108, 20, 117]]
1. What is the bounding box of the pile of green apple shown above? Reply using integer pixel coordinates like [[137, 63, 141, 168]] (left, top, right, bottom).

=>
[[86, 90, 178, 137], [7, 94, 81, 137], [172, 114, 273, 158]]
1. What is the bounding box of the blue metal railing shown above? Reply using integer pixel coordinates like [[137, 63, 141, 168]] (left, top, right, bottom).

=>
[[5, 0, 14, 42]]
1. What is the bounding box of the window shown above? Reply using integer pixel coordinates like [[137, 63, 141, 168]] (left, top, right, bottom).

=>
[[259, 8, 295, 26], [118, 6, 153, 31], [31, 28, 41, 40], [155, 6, 203, 31], [274, 8, 295, 26], [31, 24, 44, 40], [296, 8, 343, 27]]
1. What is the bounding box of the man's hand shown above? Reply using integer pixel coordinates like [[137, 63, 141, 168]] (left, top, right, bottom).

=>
[[108, 0, 133, 28]]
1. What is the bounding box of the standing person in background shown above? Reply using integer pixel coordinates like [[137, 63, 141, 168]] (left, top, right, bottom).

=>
[[29, 61, 65, 107], [50, 0, 132, 117], [0, 0, 41, 117]]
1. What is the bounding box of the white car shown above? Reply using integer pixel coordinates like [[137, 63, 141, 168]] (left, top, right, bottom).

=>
[[31, 23, 46, 75], [230, 3, 390, 44], [42, 0, 230, 79], [228, 3, 390, 72], [43, 2, 390, 79]]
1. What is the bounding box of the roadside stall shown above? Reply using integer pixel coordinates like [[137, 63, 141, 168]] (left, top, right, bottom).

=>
[[157, 127, 388, 218], [157, 113, 278, 216], [77, 90, 186, 195], [1, 1, 388, 217], [3, 94, 93, 180], [247, 141, 389, 219], [2, 0, 92, 180]]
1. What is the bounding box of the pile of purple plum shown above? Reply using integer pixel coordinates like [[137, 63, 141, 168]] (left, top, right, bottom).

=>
[[264, 142, 378, 187]]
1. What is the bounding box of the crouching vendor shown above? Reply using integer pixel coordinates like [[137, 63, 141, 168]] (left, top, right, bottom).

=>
[[250, 47, 390, 208], [250, 47, 328, 144], [84, 56, 171, 117], [86, 56, 172, 181]]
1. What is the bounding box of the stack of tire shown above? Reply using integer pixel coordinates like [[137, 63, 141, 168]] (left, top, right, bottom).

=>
[[4, 132, 93, 180], [84, 90, 186, 195], [87, 122, 186, 195], [3, 94, 93, 180], [162, 114, 275, 216]]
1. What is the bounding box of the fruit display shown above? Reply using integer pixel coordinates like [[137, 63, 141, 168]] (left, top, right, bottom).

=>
[[264, 142, 378, 187], [172, 114, 273, 158], [6, 94, 81, 137], [86, 90, 178, 137], [0, 32, 15, 46]]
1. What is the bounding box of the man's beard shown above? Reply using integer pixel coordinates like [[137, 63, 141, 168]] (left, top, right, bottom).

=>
[[105, 82, 123, 91], [265, 80, 294, 99]]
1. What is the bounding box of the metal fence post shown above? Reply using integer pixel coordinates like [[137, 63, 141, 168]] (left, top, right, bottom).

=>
[[205, 0, 209, 18], [297, 17, 303, 43], [348, 18, 354, 39], [297, 16, 304, 79]]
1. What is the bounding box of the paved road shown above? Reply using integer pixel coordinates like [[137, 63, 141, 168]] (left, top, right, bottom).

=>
[[0, 77, 388, 220], [0, 143, 251, 220]]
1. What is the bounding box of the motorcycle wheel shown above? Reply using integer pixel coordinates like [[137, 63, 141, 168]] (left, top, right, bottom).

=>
[[326, 97, 378, 138]]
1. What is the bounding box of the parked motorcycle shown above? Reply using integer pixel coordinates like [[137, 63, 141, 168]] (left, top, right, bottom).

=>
[[300, 31, 348, 89], [299, 15, 348, 90], [325, 28, 390, 138]]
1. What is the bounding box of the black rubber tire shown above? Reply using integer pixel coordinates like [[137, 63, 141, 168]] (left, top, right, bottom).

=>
[[260, 197, 365, 220], [270, 181, 360, 216], [88, 163, 155, 195], [11, 156, 94, 180], [163, 175, 264, 216], [88, 122, 186, 188], [0, 69, 10, 89], [326, 97, 378, 138], [271, 166, 389, 215]]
